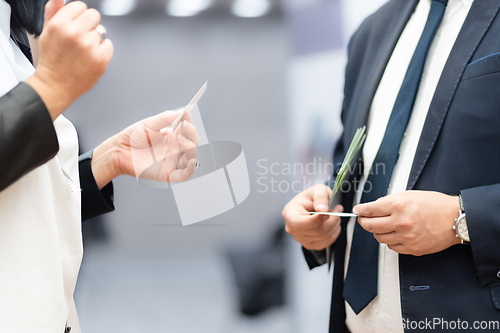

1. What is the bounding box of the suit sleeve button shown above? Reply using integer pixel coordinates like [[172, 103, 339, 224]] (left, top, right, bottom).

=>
[[497, 271, 500, 278]]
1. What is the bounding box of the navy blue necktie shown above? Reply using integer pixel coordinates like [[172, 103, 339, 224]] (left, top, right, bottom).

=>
[[343, 0, 448, 315]]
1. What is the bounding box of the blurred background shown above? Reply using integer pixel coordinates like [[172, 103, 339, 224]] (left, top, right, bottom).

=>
[[65, 0, 387, 332]]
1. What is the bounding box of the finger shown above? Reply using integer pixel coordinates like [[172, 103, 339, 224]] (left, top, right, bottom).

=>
[[178, 135, 198, 159], [282, 185, 333, 222], [294, 216, 338, 236], [185, 158, 197, 173], [80, 26, 102, 50], [98, 38, 114, 64], [283, 194, 328, 221], [53, 1, 88, 22], [294, 232, 333, 243], [177, 120, 200, 147], [284, 207, 330, 229], [299, 215, 340, 236], [357, 216, 396, 234], [170, 158, 196, 182], [179, 143, 198, 165], [181, 111, 192, 123], [311, 185, 331, 212], [144, 110, 183, 132], [373, 231, 399, 245], [387, 244, 408, 254], [332, 204, 344, 213], [44, 0, 65, 25], [183, 148, 198, 163], [291, 193, 315, 213], [300, 228, 341, 251], [179, 152, 196, 170], [179, 154, 188, 169], [286, 210, 336, 233], [353, 197, 392, 217], [74, 8, 101, 31]]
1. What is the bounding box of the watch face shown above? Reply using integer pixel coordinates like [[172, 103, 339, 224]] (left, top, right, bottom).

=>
[[458, 218, 470, 241]]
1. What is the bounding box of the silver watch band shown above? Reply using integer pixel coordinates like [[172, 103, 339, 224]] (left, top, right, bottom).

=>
[[459, 193, 465, 212]]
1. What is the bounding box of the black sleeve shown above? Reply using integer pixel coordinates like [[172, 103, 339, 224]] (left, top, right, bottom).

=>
[[0, 82, 59, 192], [79, 150, 115, 222], [302, 247, 327, 269], [461, 185, 500, 287]]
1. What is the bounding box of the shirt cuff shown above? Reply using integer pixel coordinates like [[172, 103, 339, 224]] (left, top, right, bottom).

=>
[[79, 149, 115, 222]]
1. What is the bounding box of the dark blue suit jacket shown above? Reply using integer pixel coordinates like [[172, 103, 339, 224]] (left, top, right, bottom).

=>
[[305, 0, 500, 331]]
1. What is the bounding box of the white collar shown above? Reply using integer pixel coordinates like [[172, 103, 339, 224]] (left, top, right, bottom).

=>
[[461, 0, 473, 7], [0, 0, 35, 97]]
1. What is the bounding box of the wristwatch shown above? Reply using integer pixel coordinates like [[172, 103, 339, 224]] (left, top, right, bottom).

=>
[[453, 194, 470, 244]]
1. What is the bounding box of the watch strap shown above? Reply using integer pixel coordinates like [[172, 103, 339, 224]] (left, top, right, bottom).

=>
[[457, 193, 470, 243]]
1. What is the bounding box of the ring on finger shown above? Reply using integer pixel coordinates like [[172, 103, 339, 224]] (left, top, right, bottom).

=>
[[179, 155, 186, 169], [179, 156, 200, 169], [95, 24, 107, 42]]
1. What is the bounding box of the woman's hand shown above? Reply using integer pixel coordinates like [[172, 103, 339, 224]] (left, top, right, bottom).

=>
[[26, 0, 113, 120], [91, 109, 200, 189]]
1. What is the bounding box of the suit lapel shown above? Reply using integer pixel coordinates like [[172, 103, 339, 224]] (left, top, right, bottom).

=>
[[407, 0, 500, 190], [344, 0, 418, 144]]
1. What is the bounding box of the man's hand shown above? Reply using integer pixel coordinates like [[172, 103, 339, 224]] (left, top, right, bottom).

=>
[[354, 190, 461, 256], [91, 110, 200, 189], [283, 184, 343, 251], [26, 0, 113, 120]]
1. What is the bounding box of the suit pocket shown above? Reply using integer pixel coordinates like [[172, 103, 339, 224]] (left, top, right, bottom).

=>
[[462, 52, 500, 81], [491, 285, 500, 310]]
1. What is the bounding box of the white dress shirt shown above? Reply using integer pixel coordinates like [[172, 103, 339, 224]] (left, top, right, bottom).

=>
[[0, 1, 83, 332], [344, 1, 473, 332]]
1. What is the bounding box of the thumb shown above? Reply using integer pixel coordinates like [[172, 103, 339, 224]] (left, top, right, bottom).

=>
[[312, 185, 330, 212], [44, 0, 65, 25]]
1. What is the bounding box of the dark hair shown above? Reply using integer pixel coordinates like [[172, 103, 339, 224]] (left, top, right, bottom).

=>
[[6, 0, 48, 37]]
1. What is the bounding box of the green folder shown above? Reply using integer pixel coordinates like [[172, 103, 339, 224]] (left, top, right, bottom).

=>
[[325, 126, 366, 270], [328, 126, 366, 211]]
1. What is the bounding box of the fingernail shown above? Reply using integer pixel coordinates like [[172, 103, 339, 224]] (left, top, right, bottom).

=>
[[316, 204, 327, 211], [353, 206, 359, 215], [183, 121, 191, 129]]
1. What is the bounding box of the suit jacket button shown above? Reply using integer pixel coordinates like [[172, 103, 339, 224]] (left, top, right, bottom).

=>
[[497, 271, 500, 278]]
